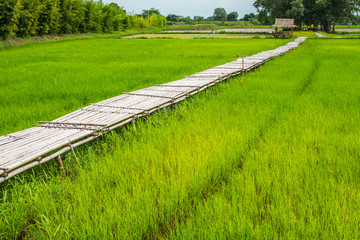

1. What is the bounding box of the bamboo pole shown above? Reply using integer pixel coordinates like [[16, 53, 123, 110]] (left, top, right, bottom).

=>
[[242, 53, 245, 83], [55, 155, 66, 176]]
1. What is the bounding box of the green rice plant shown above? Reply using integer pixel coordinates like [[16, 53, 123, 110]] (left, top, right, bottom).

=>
[[335, 25, 360, 29], [167, 39, 360, 239], [293, 31, 317, 38], [0, 38, 289, 135], [1, 38, 358, 239]]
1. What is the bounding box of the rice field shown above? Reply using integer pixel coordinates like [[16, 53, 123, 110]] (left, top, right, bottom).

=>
[[0, 38, 288, 135], [123, 33, 274, 39], [319, 31, 360, 38], [0, 37, 359, 239]]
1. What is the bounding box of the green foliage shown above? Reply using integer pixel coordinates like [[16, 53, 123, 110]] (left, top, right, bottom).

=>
[[37, 0, 61, 35], [0, 39, 359, 238], [193, 16, 204, 23], [166, 14, 180, 22], [0, 38, 289, 238], [227, 12, 238, 21], [141, 7, 160, 18], [16, 0, 44, 37], [287, 0, 305, 25], [102, 3, 123, 33], [0, 0, 166, 38], [0, 0, 18, 40], [59, 0, 85, 34], [242, 12, 256, 21], [83, 0, 103, 33], [213, 7, 227, 21], [254, 0, 360, 31], [0, 38, 257, 136]]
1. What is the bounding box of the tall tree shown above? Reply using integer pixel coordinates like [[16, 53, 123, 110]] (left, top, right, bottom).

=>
[[0, 0, 168, 38], [37, 0, 61, 35], [16, 0, 45, 37], [83, 0, 103, 33], [227, 12, 238, 21], [141, 8, 160, 18], [254, 0, 360, 31], [102, 3, 124, 33], [193, 15, 204, 23], [0, 0, 18, 40], [166, 14, 180, 22], [286, 0, 305, 25], [59, 0, 85, 34], [213, 7, 227, 21], [242, 13, 256, 21]]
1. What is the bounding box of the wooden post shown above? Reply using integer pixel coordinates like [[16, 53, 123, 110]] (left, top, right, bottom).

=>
[[56, 155, 66, 176]]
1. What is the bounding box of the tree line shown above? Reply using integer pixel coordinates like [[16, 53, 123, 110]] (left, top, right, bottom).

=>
[[0, 0, 167, 40], [166, 8, 259, 24], [254, 0, 360, 32]]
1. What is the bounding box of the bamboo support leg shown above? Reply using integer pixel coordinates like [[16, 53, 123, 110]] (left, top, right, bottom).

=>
[[241, 53, 245, 84], [56, 155, 66, 176]]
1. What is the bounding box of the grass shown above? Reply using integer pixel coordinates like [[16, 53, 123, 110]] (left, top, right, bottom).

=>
[[168, 40, 360, 239], [128, 30, 317, 40], [0, 38, 359, 239], [0, 27, 165, 50], [335, 25, 360, 29], [319, 31, 360, 38], [124, 34, 273, 39], [0, 38, 289, 135], [213, 25, 271, 30], [293, 31, 318, 38], [163, 25, 271, 31]]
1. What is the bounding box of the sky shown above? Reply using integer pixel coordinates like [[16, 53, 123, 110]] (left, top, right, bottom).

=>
[[102, 0, 257, 18]]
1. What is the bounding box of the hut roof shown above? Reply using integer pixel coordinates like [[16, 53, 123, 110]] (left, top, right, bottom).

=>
[[272, 18, 297, 28]]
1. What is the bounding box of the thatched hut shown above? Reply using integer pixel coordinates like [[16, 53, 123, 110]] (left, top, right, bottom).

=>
[[272, 18, 297, 38]]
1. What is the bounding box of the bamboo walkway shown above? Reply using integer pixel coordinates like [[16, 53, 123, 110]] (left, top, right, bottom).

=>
[[0, 37, 307, 183]]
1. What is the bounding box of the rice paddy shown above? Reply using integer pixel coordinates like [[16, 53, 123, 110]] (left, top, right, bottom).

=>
[[0, 38, 288, 135], [0, 37, 359, 239]]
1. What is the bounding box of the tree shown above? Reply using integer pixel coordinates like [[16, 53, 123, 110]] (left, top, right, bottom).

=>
[[102, 3, 123, 33], [37, 0, 61, 35], [0, 0, 18, 40], [286, 0, 305, 26], [213, 7, 226, 21], [0, 0, 168, 38], [141, 8, 160, 18], [83, 0, 103, 33], [16, 0, 45, 37], [181, 16, 192, 23], [314, 0, 360, 31], [193, 15, 204, 23], [227, 12, 238, 21], [254, 0, 360, 31], [243, 13, 256, 21], [59, 0, 85, 34], [166, 14, 180, 22]]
